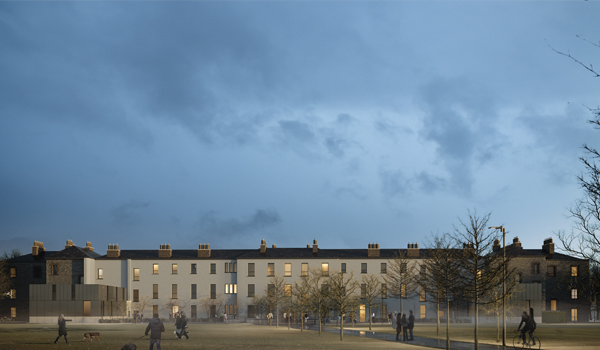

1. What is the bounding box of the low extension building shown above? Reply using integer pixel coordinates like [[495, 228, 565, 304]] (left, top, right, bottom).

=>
[[1, 237, 590, 323]]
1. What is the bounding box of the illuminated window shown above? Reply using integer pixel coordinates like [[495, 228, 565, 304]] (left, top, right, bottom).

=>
[[284, 284, 292, 297], [571, 266, 578, 277], [571, 289, 578, 299], [284, 263, 292, 277], [571, 308, 578, 321], [381, 263, 387, 274], [321, 263, 329, 276], [133, 268, 140, 281], [153, 264, 159, 275], [420, 287, 426, 302], [420, 304, 426, 318], [97, 268, 103, 280], [439, 310, 445, 318], [401, 284, 406, 298], [267, 263, 275, 277], [301, 263, 308, 276], [172, 264, 178, 274], [10, 268, 16, 278], [551, 299, 557, 311], [381, 284, 387, 298], [11, 307, 16, 318], [10, 289, 16, 299]]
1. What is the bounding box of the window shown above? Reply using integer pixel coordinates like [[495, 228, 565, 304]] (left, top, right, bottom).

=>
[[341, 263, 346, 274], [381, 284, 387, 299], [248, 305, 256, 319], [516, 273, 522, 283], [400, 263, 407, 274], [301, 263, 309, 277], [210, 263, 216, 274], [547, 266, 556, 277], [420, 304, 426, 318], [52, 285, 56, 301], [191, 264, 197, 274], [71, 285, 76, 301], [571, 266, 578, 277], [153, 284, 159, 299], [10, 289, 16, 299], [33, 266, 42, 278], [10, 268, 16, 278], [439, 310, 445, 318], [248, 263, 255, 277], [532, 263, 540, 274], [421, 265, 427, 275], [361, 284, 366, 298], [401, 284, 406, 298], [284, 284, 292, 297], [571, 309, 578, 322], [133, 268, 140, 281], [98, 268, 103, 280], [210, 284, 216, 299], [233, 262, 237, 273], [571, 289, 578, 299], [284, 263, 292, 277], [248, 284, 255, 297], [153, 305, 158, 316], [224, 284, 237, 294], [381, 263, 387, 274], [191, 305, 197, 318], [321, 263, 329, 276], [153, 264, 159, 274], [420, 287, 426, 302], [133, 289, 139, 302], [52, 264, 59, 275], [10, 307, 16, 318], [225, 263, 229, 273], [191, 284, 197, 299], [267, 263, 274, 277], [224, 262, 237, 273], [361, 263, 367, 274], [172, 264, 178, 274], [550, 299, 557, 311]]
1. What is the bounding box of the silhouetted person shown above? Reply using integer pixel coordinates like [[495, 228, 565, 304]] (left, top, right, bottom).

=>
[[145, 313, 165, 350], [54, 314, 71, 344]]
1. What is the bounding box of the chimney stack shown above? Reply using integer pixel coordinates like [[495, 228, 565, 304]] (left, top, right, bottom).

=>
[[407, 242, 419, 258], [260, 239, 267, 257], [542, 238, 554, 255], [512, 237, 522, 249], [493, 239, 501, 252], [32, 241, 45, 256], [198, 243, 211, 258], [84, 241, 94, 252], [107, 244, 120, 258], [312, 239, 318, 257], [368, 242, 380, 258], [65, 239, 74, 249], [159, 243, 172, 258]]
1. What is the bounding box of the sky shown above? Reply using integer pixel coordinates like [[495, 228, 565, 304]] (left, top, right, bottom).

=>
[[1, 1, 600, 256]]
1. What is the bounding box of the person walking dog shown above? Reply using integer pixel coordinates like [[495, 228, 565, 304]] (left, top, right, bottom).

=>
[[54, 314, 71, 344], [145, 313, 165, 350]]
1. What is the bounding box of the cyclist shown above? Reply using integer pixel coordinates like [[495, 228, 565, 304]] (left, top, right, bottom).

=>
[[517, 310, 536, 346]]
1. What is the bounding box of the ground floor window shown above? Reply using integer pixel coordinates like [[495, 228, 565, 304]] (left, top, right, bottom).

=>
[[11, 307, 16, 318], [191, 305, 197, 318], [571, 308, 578, 322], [153, 305, 158, 316], [550, 300, 557, 311], [438, 310, 445, 318], [420, 305, 426, 319], [248, 305, 256, 318]]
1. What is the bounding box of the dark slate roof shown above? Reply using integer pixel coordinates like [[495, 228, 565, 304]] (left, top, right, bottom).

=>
[[7, 251, 59, 263], [95, 249, 251, 260], [47, 245, 102, 259], [504, 248, 586, 261]]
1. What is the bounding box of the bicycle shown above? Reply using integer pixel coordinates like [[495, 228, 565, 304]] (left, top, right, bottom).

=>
[[512, 330, 541, 349]]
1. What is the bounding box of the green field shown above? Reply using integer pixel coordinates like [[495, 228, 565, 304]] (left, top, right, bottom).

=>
[[0, 322, 422, 350], [338, 322, 600, 349]]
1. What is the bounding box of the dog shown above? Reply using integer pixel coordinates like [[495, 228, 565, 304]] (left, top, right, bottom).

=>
[[121, 343, 137, 350], [83, 332, 100, 342]]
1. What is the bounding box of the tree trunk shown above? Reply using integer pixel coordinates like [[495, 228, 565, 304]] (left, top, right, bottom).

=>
[[340, 315, 344, 341], [446, 299, 450, 350], [474, 302, 479, 350], [496, 311, 500, 343], [436, 301, 440, 336], [368, 306, 372, 330]]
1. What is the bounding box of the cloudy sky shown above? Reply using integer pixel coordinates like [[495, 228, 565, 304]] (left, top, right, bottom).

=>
[[1, 1, 599, 255]]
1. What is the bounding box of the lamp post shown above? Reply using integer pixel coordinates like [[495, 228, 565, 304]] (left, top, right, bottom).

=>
[[490, 226, 506, 346]]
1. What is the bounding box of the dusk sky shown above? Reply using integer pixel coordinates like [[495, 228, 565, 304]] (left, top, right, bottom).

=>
[[1, 1, 600, 255]]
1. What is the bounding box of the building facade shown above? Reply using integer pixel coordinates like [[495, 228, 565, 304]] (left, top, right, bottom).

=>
[[2, 237, 590, 324]]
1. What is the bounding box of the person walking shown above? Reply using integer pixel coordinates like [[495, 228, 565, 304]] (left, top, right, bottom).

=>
[[54, 314, 71, 344], [408, 310, 415, 340], [177, 312, 189, 339], [401, 313, 409, 341], [395, 313, 402, 341], [145, 313, 165, 350]]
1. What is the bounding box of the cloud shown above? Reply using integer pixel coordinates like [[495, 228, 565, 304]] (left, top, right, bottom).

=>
[[197, 209, 281, 238], [111, 201, 150, 226]]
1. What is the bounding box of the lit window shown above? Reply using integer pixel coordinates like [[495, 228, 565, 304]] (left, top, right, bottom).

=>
[[571, 308, 578, 321], [133, 268, 140, 281], [381, 263, 387, 274], [401, 284, 406, 298], [571, 289, 578, 299], [153, 264, 159, 274], [284, 263, 292, 277], [267, 263, 274, 277], [284, 284, 292, 297], [11, 307, 16, 318], [172, 264, 178, 274], [321, 263, 329, 276], [551, 299, 557, 311], [361, 263, 367, 274], [225, 263, 229, 273], [98, 268, 103, 280], [10, 268, 16, 278], [301, 263, 308, 277], [420, 287, 426, 302], [571, 266, 578, 277], [225, 284, 229, 294], [420, 304, 426, 318], [381, 284, 387, 299], [439, 310, 445, 318], [10, 289, 16, 299]]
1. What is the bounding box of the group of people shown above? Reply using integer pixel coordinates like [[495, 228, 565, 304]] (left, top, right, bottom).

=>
[[394, 310, 415, 341]]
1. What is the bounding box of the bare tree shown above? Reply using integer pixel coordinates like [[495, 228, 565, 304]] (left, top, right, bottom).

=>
[[134, 295, 152, 321], [200, 293, 223, 321], [266, 274, 285, 327], [360, 274, 381, 331], [383, 251, 418, 315], [327, 269, 360, 340], [292, 277, 311, 332], [450, 210, 506, 350], [306, 267, 330, 335]]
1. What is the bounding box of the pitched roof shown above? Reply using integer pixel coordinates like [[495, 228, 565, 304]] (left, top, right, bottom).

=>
[[47, 245, 101, 259]]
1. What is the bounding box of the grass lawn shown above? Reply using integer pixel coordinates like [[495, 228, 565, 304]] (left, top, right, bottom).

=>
[[0, 322, 425, 350], [337, 322, 600, 349]]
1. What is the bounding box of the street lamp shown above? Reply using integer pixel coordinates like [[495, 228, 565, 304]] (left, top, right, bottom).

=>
[[489, 226, 506, 346]]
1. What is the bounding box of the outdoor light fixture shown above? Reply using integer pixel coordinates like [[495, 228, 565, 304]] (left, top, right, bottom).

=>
[[489, 225, 506, 346]]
